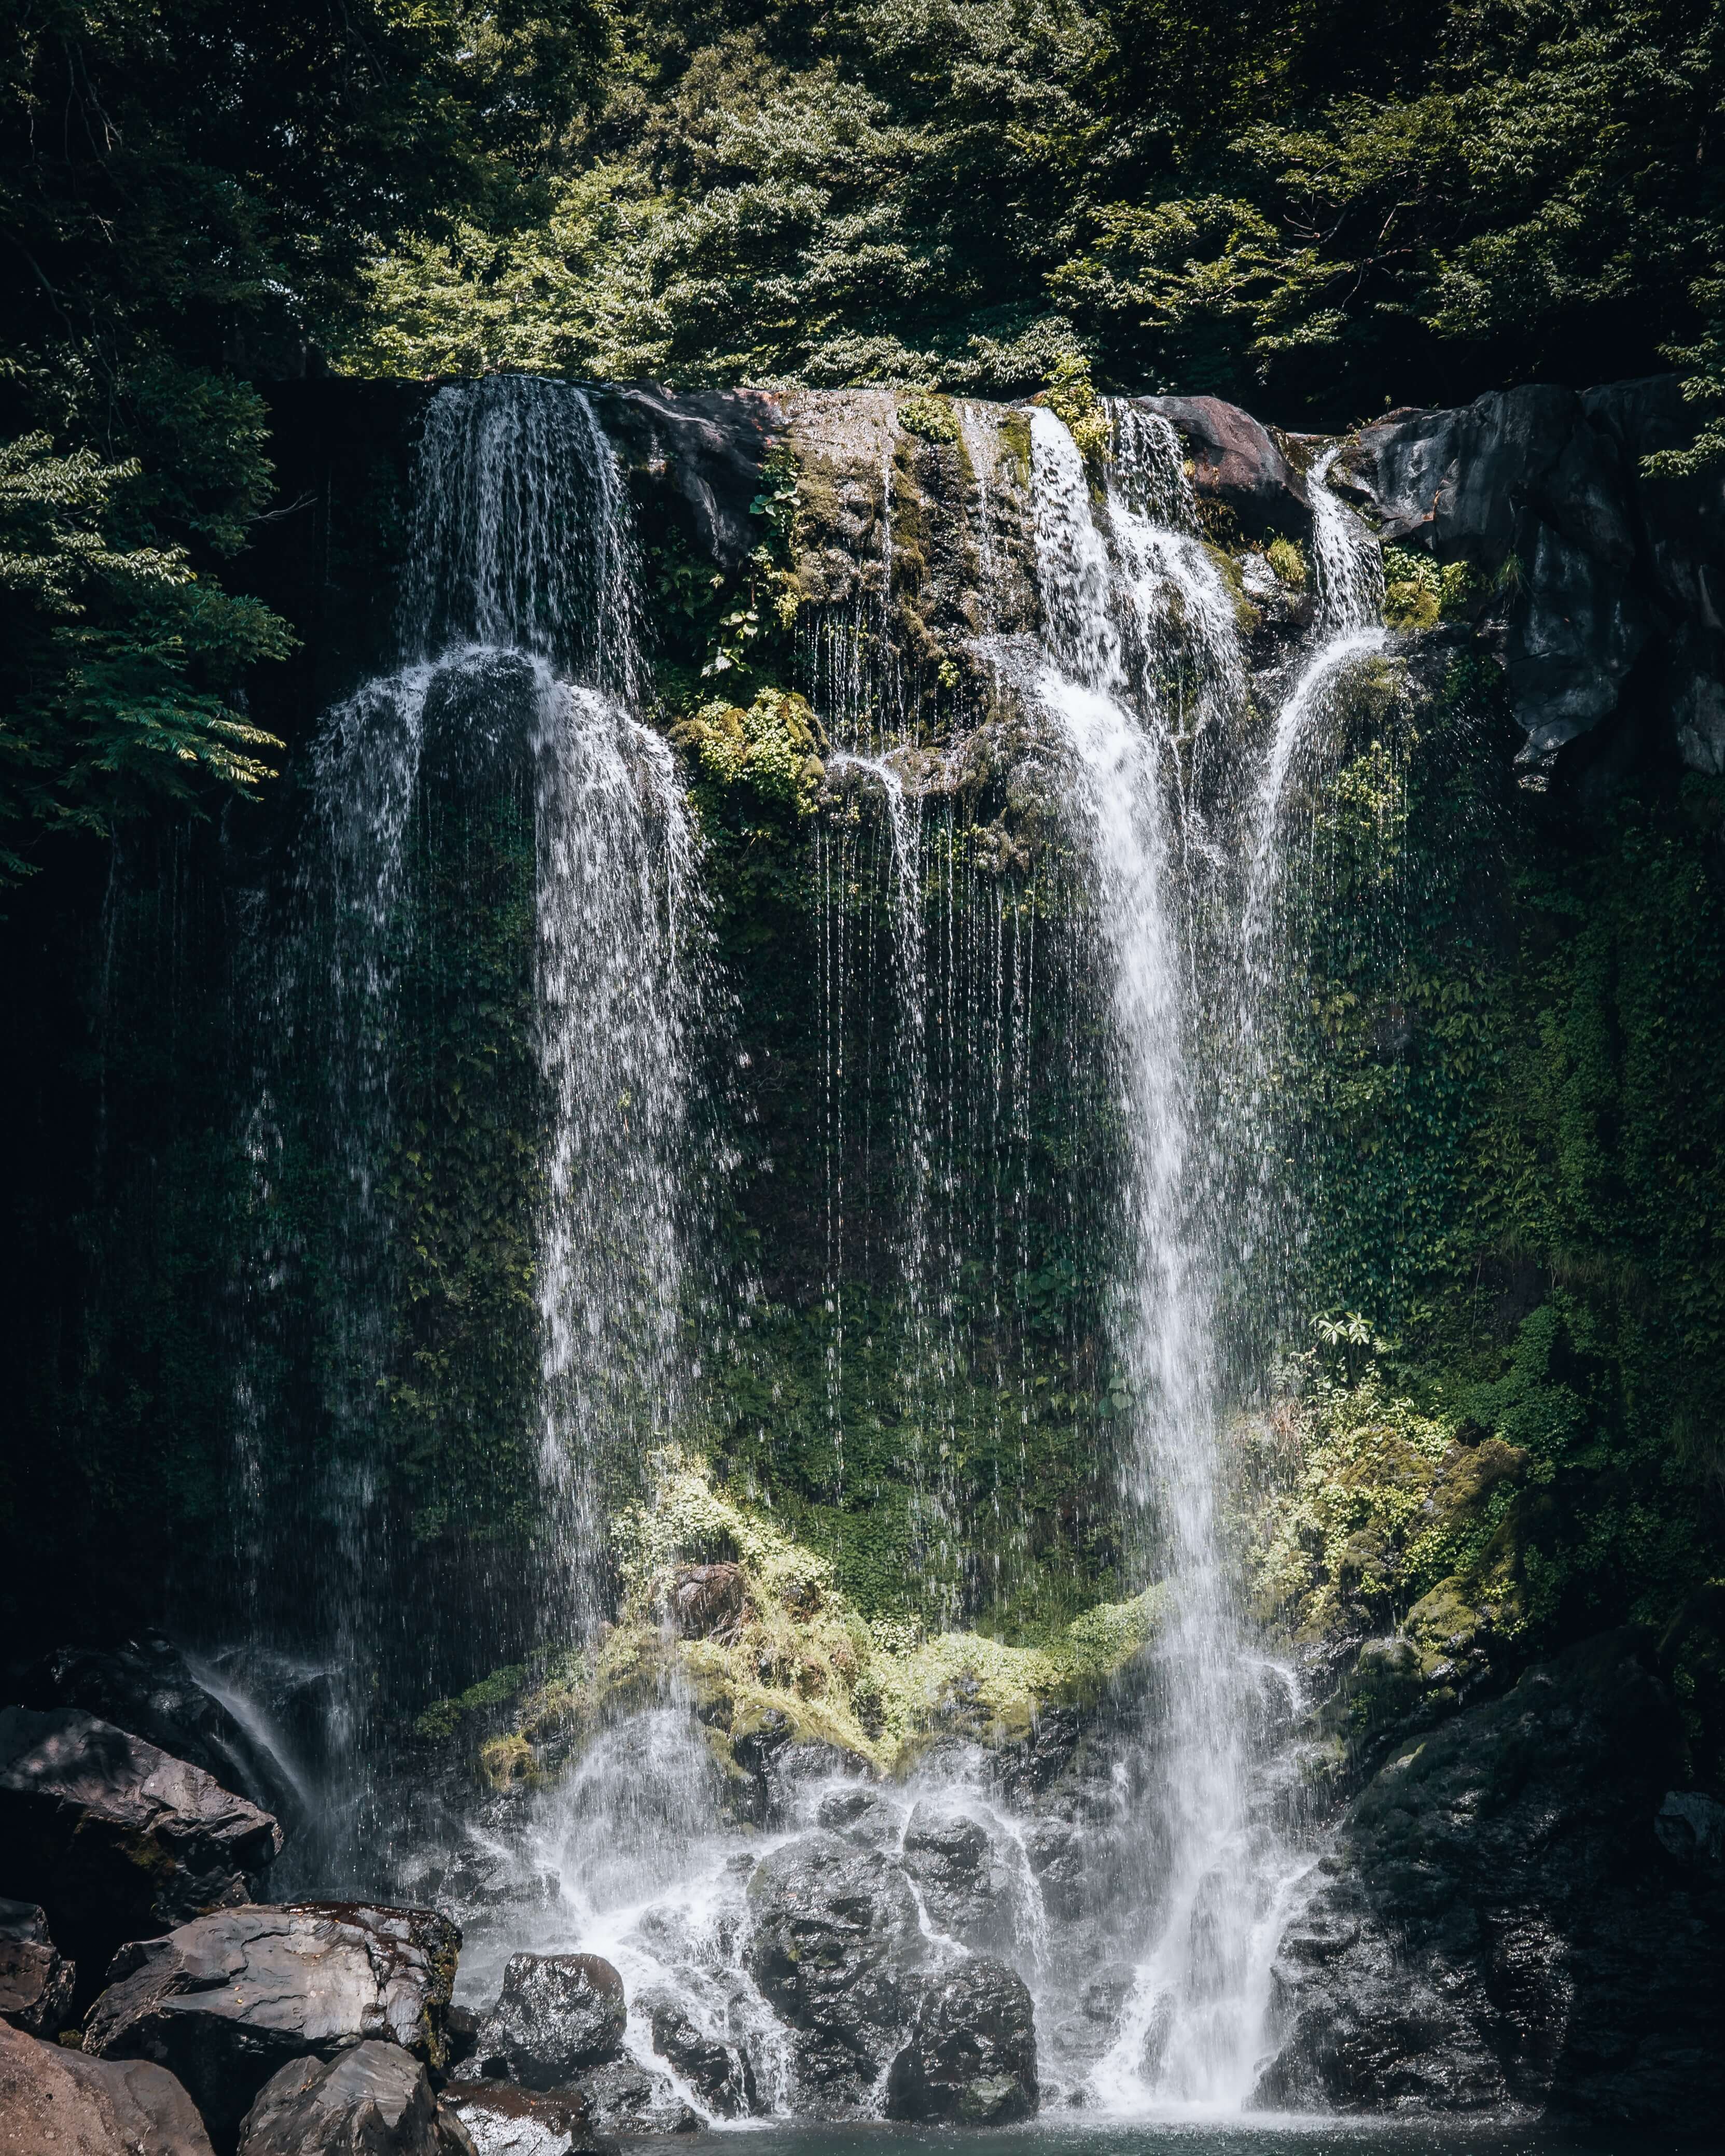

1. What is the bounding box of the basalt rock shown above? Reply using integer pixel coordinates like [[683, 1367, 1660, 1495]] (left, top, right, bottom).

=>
[[885, 1957, 1038, 2124], [665, 1562, 748, 1639], [745, 1828, 924, 2107], [464, 1954, 625, 2089], [84, 1900, 460, 2146], [20, 1636, 300, 1825], [0, 2015, 216, 2156], [1338, 376, 1725, 776], [900, 1801, 1007, 1946], [564, 2053, 697, 2134], [0, 1898, 75, 2037], [595, 386, 782, 572], [1139, 395, 1313, 541], [238, 2041, 475, 2156], [441, 2080, 596, 2155], [1258, 1629, 1725, 2124], [643, 1990, 756, 2117], [0, 1707, 282, 1991]]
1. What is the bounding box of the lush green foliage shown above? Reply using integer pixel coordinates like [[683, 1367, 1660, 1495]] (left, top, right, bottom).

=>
[[341, 0, 1721, 437], [0, 0, 607, 874]]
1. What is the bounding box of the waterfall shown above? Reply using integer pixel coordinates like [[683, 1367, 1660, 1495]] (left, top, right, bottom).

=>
[[1026, 405, 1261, 2106], [245, 375, 701, 1770], [1020, 402, 1381, 2110]]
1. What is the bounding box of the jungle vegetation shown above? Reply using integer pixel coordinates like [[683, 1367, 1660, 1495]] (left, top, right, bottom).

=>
[[0, 0, 1721, 1727]]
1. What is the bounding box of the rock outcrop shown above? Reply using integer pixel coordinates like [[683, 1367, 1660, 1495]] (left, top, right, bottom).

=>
[[1141, 395, 1313, 539], [1258, 1630, 1725, 2124], [1338, 376, 1725, 775], [84, 1900, 459, 2144], [238, 2041, 475, 2156], [745, 1828, 924, 2106], [885, 1957, 1038, 2124], [0, 1898, 75, 2036], [20, 1636, 300, 1824], [0, 1706, 282, 1990], [0, 2015, 215, 2156], [643, 1989, 756, 2117], [463, 1953, 625, 2089], [441, 2080, 593, 2155]]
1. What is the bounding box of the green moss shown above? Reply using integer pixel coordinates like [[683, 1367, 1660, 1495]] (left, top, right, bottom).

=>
[[491, 1449, 1163, 1782], [672, 686, 825, 816], [898, 394, 961, 444], [1035, 355, 1109, 465], [1265, 536, 1308, 589]]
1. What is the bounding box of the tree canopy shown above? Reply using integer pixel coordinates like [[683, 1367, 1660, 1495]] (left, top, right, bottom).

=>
[[1, 0, 1720, 868]]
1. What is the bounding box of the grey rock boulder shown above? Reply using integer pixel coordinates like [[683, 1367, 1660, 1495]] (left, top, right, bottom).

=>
[[1258, 1629, 1725, 2124], [0, 1898, 75, 2036], [569, 2053, 696, 2133], [21, 1636, 301, 1826], [643, 1989, 756, 2116], [746, 1828, 923, 2106], [0, 2014, 215, 2156], [239, 2040, 476, 2155], [464, 1954, 624, 2090], [901, 1801, 1006, 1945], [885, 1957, 1038, 2124], [85, 1899, 460, 2145], [1338, 376, 1725, 775], [0, 1706, 282, 1989], [1138, 396, 1313, 539], [441, 2081, 593, 2155]]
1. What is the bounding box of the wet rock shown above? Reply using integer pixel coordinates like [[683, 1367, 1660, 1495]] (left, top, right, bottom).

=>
[[239, 2040, 474, 2155], [20, 1636, 300, 1824], [1259, 1629, 1725, 2124], [0, 1706, 282, 1989], [1655, 1789, 1725, 1872], [466, 1954, 625, 2089], [816, 1785, 899, 1842], [1138, 396, 1312, 540], [665, 1562, 748, 1638], [84, 1899, 459, 2145], [0, 1898, 75, 2036], [0, 2014, 215, 2156], [1339, 377, 1725, 775], [746, 1828, 923, 2106], [442, 2080, 595, 2155], [570, 2053, 697, 2133], [643, 1989, 756, 2116], [885, 1957, 1038, 2124], [596, 386, 783, 571], [901, 1802, 1006, 1944]]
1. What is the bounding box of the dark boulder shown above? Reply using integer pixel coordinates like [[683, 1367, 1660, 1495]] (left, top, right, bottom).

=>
[[595, 386, 784, 571], [665, 1563, 748, 1639], [1137, 396, 1313, 540], [0, 1898, 75, 2036], [885, 1957, 1038, 2124], [566, 2053, 697, 2133], [20, 1636, 300, 1825], [901, 1801, 1006, 1945], [464, 1954, 625, 2089], [85, 1899, 460, 2146], [1258, 1629, 1725, 2124], [1338, 376, 1725, 775], [0, 1707, 281, 1990], [0, 2015, 215, 2156], [643, 1989, 756, 2116], [745, 1828, 923, 2106], [239, 2041, 475, 2155]]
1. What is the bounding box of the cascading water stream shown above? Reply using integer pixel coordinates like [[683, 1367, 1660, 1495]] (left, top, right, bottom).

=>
[[244, 375, 703, 1802], [1025, 405, 1276, 2108]]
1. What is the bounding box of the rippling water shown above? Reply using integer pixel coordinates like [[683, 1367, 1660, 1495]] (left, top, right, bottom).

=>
[[635, 2122, 1718, 2156]]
